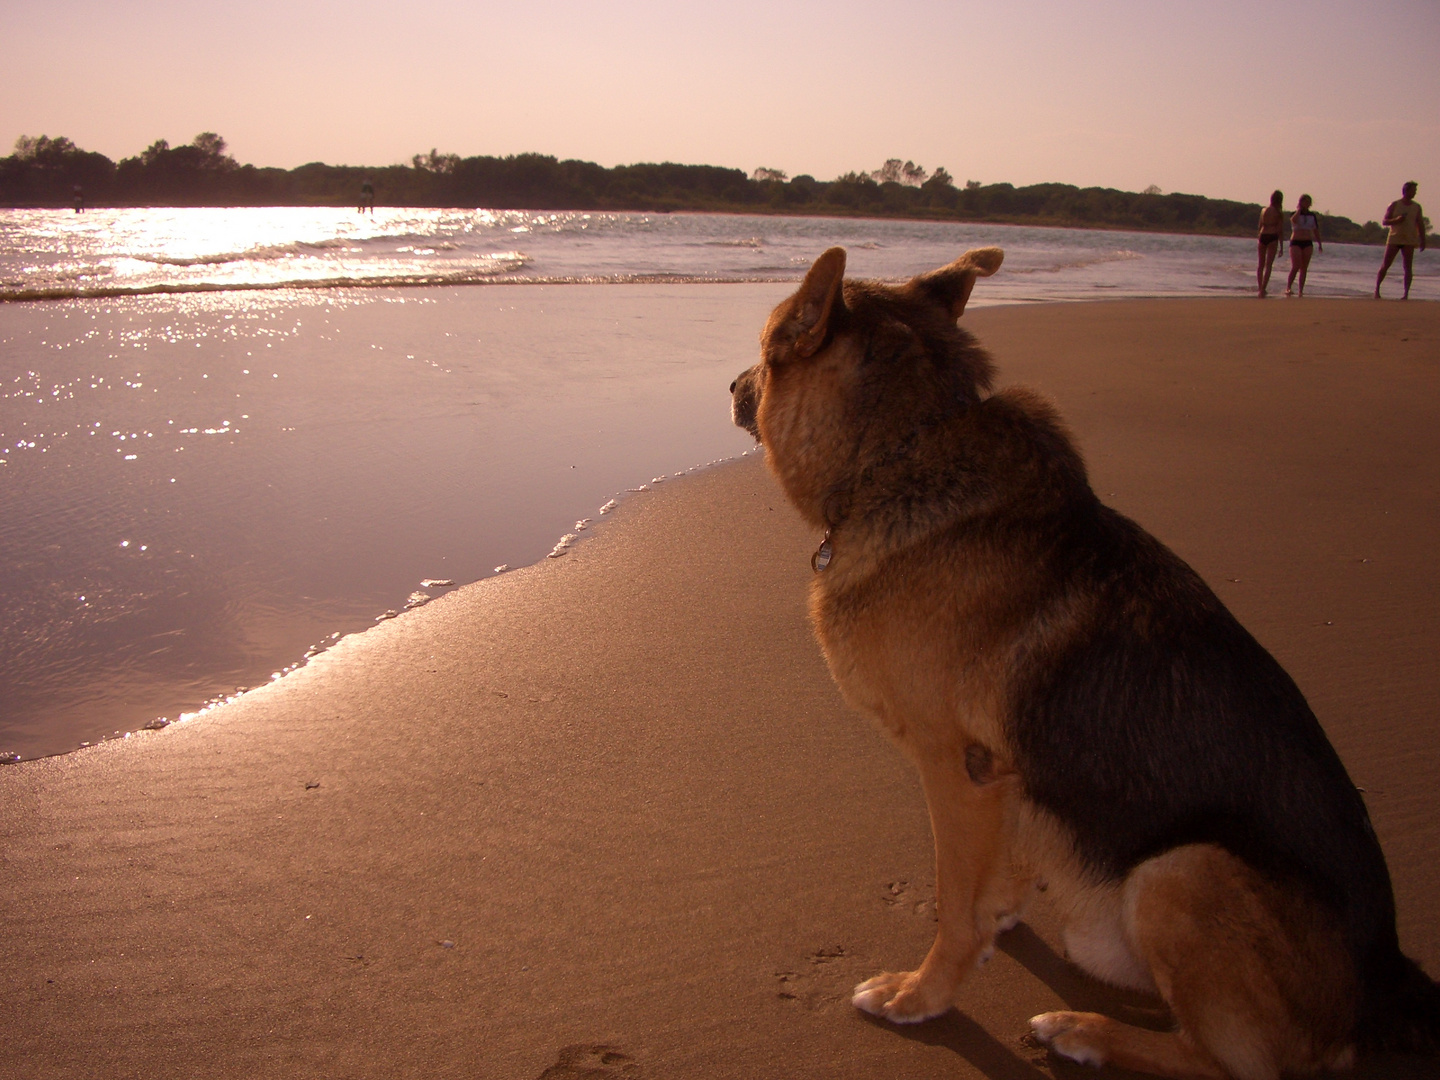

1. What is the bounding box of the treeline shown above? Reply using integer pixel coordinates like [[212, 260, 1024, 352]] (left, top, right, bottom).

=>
[[1, 134, 1393, 244]]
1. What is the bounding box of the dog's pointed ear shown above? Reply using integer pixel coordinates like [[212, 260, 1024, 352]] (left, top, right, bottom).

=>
[[791, 247, 846, 358], [911, 246, 1003, 319]]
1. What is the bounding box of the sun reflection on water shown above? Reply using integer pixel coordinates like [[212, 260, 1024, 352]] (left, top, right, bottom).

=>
[[1, 207, 535, 300]]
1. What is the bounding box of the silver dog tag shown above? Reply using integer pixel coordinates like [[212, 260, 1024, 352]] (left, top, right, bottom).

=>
[[812, 537, 833, 573]]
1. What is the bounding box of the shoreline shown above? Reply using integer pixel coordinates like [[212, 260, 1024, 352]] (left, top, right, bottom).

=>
[[5, 268, 1429, 307], [1, 201, 1396, 245], [667, 205, 1394, 244], [0, 448, 763, 766], [0, 282, 773, 762], [3, 298, 1438, 1077]]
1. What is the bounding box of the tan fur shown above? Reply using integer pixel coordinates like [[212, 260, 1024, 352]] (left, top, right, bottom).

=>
[[732, 248, 1384, 1078]]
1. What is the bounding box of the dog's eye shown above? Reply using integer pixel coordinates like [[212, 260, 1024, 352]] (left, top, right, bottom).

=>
[[730, 380, 737, 393]]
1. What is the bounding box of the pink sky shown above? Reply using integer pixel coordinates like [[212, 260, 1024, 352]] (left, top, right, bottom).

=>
[[3, 0, 1436, 222]]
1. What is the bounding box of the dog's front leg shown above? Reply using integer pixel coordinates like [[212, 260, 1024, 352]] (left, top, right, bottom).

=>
[[853, 751, 1017, 1023]]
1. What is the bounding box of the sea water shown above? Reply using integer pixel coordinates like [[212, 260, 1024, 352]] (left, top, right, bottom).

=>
[[4, 206, 1429, 302], [1, 209, 1431, 761], [1, 284, 780, 760]]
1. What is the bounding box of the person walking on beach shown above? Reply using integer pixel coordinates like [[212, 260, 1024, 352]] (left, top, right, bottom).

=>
[[1375, 182, 1426, 299], [72, 184, 85, 213], [1257, 190, 1284, 297], [1285, 194, 1322, 297], [359, 179, 375, 214]]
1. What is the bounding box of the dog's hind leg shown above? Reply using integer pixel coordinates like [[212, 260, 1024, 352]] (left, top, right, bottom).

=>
[[1029, 1012, 1228, 1080], [853, 755, 1019, 1023], [1031, 844, 1358, 1080]]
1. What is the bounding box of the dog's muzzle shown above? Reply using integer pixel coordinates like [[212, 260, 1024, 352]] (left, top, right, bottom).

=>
[[731, 366, 761, 440]]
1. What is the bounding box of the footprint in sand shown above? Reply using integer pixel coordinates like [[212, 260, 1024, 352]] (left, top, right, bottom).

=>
[[774, 945, 858, 1010], [882, 879, 937, 920], [536, 1044, 638, 1079]]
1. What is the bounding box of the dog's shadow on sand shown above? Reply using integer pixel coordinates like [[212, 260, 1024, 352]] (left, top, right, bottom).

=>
[[858, 924, 1169, 1080], [856, 1007, 1054, 1080], [865, 924, 1438, 1079], [1000, 923, 1172, 1030]]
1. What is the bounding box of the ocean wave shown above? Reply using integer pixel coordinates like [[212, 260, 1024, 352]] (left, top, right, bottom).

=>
[[371, 231, 471, 247], [127, 234, 480, 267], [490, 272, 801, 286], [130, 236, 390, 267], [3, 270, 815, 301], [17, 264, 111, 284], [1006, 249, 1146, 275], [702, 236, 765, 248], [0, 255, 534, 303]]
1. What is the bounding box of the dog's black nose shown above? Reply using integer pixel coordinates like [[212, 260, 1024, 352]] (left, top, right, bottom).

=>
[[730, 380, 737, 394]]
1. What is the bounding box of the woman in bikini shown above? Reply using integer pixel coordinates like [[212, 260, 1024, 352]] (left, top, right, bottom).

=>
[[1256, 190, 1284, 297], [1285, 194, 1323, 297]]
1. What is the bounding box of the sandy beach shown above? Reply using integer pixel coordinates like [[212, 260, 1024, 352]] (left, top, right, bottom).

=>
[[3, 297, 1438, 1079]]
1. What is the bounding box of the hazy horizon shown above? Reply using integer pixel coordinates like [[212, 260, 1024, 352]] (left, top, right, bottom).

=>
[[4, 0, 1437, 224]]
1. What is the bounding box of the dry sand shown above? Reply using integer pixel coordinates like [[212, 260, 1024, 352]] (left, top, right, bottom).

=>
[[2, 298, 1438, 1080]]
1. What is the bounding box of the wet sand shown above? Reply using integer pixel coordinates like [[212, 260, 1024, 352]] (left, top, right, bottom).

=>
[[2, 298, 1438, 1079], [0, 284, 768, 760]]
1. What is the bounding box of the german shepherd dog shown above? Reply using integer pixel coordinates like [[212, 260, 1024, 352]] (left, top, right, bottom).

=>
[[730, 247, 1440, 1078]]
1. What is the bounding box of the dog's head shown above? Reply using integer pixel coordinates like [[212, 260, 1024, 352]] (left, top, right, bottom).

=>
[[731, 246, 1002, 526]]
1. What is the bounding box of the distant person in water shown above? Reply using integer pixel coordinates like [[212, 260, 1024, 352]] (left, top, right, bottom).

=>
[[1285, 194, 1322, 297], [1375, 182, 1426, 300], [359, 180, 375, 214], [1256, 189, 1283, 297], [72, 185, 85, 213]]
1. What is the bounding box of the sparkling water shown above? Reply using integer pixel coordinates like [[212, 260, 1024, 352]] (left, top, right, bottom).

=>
[[4, 207, 1429, 302]]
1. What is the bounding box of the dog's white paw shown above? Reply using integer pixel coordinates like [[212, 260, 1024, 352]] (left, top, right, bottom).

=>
[[851, 978, 896, 1017], [1029, 1012, 1107, 1066], [851, 971, 950, 1024]]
